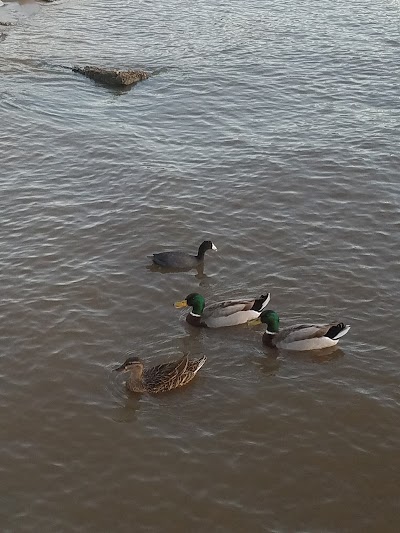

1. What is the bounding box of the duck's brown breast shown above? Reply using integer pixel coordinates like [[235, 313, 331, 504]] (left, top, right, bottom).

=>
[[262, 332, 276, 347], [186, 313, 207, 327]]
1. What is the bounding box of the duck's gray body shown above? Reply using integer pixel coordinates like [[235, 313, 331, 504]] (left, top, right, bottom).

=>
[[263, 322, 350, 351], [185, 293, 271, 328]]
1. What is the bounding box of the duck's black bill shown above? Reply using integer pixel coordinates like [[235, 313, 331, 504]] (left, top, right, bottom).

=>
[[113, 364, 126, 372]]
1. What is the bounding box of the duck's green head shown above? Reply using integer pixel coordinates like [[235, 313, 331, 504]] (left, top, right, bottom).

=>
[[174, 293, 205, 315], [249, 310, 280, 332]]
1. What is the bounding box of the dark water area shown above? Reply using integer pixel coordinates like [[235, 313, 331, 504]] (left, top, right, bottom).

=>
[[1, 0, 399, 531]]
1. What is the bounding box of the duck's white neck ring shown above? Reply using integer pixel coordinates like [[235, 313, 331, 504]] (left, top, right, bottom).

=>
[[190, 312, 201, 318]]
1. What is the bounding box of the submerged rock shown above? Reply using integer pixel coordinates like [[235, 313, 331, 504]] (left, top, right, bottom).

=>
[[72, 66, 149, 87]]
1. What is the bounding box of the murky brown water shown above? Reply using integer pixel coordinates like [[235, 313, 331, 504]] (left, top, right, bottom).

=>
[[1, 0, 400, 531]]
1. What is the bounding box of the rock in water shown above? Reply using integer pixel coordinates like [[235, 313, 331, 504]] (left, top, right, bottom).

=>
[[72, 66, 149, 87]]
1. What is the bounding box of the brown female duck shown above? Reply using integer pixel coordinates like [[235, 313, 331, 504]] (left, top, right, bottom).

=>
[[114, 354, 207, 393]]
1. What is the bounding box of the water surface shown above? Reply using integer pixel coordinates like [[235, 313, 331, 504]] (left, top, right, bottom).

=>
[[1, 0, 399, 531]]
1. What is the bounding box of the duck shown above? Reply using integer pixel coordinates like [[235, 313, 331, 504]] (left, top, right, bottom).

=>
[[174, 292, 270, 328], [248, 310, 350, 351], [151, 240, 217, 269], [113, 354, 206, 393]]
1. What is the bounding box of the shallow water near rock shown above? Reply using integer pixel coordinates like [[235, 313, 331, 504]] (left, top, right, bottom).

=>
[[1, 0, 399, 531]]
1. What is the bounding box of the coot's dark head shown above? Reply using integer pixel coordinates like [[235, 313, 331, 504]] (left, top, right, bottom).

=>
[[197, 240, 217, 258]]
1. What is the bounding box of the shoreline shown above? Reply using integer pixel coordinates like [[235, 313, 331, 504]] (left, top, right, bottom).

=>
[[0, 0, 54, 40]]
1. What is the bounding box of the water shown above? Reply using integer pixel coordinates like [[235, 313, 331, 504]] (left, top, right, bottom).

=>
[[1, 0, 399, 531]]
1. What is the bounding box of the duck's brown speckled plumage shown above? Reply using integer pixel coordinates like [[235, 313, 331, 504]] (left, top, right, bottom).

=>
[[115, 355, 207, 394]]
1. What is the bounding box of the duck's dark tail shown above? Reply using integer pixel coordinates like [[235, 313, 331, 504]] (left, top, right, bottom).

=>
[[325, 323, 351, 340], [252, 293, 271, 312]]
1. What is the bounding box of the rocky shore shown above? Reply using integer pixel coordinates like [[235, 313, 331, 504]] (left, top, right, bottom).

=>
[[72, 66, 149, 88]]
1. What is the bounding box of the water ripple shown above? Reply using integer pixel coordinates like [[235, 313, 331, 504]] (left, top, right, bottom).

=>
[[1, 0, 399, 531]]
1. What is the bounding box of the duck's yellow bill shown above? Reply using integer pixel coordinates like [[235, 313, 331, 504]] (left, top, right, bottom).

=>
[[174, 300, 188, 309], [247, 317, 262, 326]]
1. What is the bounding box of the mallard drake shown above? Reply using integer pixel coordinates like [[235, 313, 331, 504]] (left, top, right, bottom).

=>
[[174, 292, 270, 328], [114, 354, 206, 393], [151, 240, 217, 269], [249, 310, 350, 351]]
